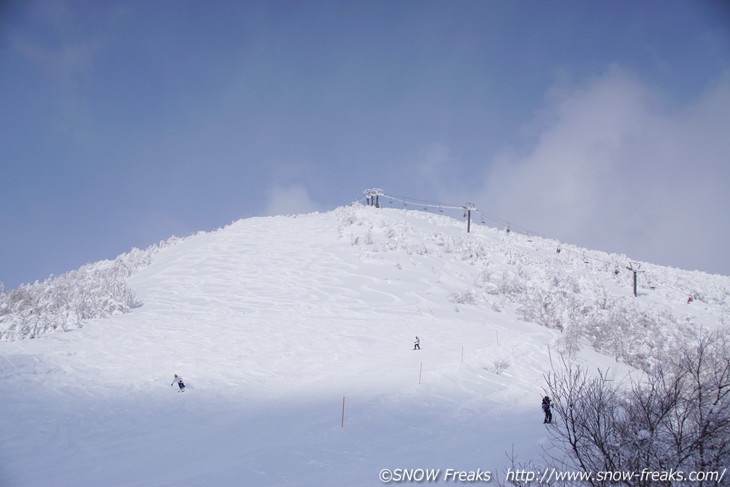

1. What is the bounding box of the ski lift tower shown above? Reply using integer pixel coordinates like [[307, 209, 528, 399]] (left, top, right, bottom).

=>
[[626, 261, 644, 297], [463, 202, 476, 233], [363, 188, 384, 207]]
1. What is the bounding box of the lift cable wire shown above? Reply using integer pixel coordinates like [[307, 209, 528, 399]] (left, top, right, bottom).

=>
[[360, 189, 698, 297], [364, 191, 640, 273]]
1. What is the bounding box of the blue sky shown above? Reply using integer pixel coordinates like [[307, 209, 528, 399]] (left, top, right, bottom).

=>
[[2, 0, 729, 289]]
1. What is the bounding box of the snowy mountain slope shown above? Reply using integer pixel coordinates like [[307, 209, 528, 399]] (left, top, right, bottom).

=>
[[0, 204, 727, 487]]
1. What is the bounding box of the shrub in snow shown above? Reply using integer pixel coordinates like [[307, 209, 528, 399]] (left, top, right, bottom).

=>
[[450, 290, 476, 305], [492, 358, 510, 375]]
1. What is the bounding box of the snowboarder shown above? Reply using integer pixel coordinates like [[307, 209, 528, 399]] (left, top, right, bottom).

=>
[[687, 296, 694, 304], [542, 396, 552, 424], [413, 336, 421, 350], [171, 373, 186, 391]]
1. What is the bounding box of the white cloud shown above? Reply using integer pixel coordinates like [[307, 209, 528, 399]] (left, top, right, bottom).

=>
[[480, 67, 730, 275], [410, 144, 456, 187], [263, 184, 322, 216]]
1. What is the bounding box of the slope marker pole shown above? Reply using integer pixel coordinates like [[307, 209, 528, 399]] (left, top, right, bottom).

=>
[[341, 396, 346, 428]]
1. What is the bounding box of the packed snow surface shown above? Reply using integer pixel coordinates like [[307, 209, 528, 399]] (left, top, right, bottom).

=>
[[0, 205, 727, 486]]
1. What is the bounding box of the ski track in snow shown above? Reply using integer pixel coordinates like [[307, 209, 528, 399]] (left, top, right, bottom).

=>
[[0, 206, 725, 486]]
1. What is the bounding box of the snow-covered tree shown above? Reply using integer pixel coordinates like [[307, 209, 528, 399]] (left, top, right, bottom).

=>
[[0, 237, 180, 340]]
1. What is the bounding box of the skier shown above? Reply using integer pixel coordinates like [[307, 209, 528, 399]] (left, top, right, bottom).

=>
[[542, 396, 552, 424], [413, 336, 421, 350], [171, 373, 186, 392]]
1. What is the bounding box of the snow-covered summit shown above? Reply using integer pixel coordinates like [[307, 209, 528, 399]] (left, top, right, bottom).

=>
[[0, 204, 727, 486]]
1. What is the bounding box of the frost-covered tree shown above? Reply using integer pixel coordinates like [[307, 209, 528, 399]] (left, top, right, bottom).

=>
[[0, 237, 180, 340]]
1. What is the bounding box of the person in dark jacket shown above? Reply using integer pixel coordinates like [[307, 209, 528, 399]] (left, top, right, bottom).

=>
[[542, 396, 552, 423]]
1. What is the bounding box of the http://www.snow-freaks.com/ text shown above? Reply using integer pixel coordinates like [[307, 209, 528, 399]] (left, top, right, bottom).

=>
[[378, 467, 727, 484]]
